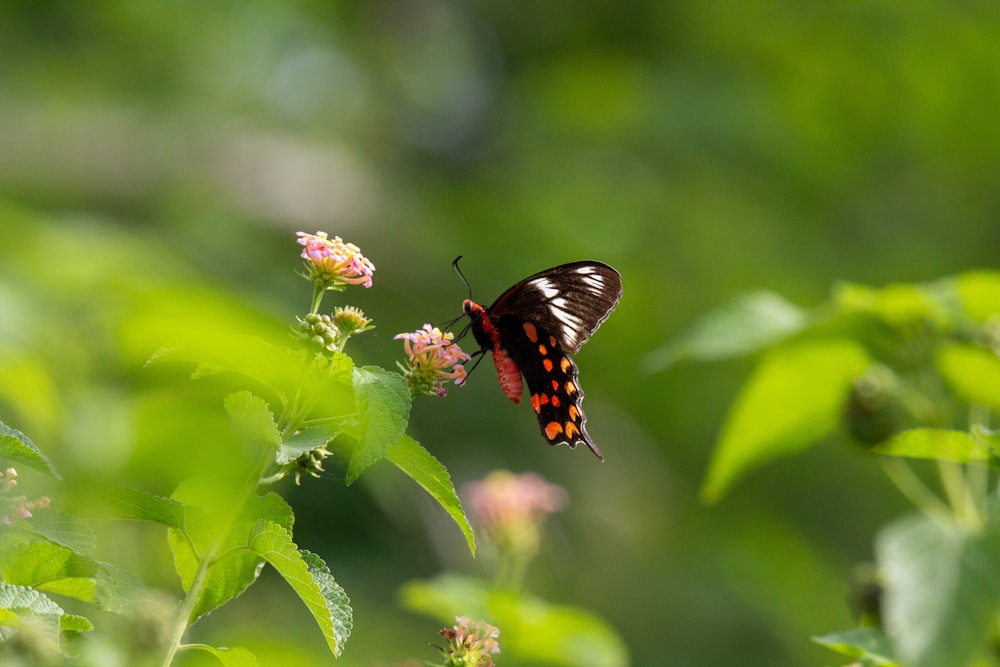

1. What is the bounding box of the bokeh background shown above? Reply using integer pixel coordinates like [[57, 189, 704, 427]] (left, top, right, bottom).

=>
[[2, 2, 1000, 665]]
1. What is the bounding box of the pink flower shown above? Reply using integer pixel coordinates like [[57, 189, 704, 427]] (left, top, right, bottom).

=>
[[0, 468, 49, 526], [435, 616, 500, 667], [395, 324, 471, 397], [464, 470, 567, 555], [296, 231, 375, 289]]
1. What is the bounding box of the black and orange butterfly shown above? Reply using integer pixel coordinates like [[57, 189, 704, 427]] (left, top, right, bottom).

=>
[[458, 260, 622, 460]]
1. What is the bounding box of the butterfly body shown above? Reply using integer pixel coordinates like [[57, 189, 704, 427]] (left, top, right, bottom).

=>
[[461, 261, 622, 460]]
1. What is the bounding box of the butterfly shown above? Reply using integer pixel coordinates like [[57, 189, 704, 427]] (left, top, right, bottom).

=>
[[459, 261, 622, 460]]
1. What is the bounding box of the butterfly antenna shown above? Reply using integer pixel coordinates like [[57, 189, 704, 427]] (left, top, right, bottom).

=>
[[452, 255, 473, 300]]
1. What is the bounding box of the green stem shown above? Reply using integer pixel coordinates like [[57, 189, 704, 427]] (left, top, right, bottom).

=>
[[879, 457, 951, 522], [310, 283, 325, 314], [159, 450, 273, 667]]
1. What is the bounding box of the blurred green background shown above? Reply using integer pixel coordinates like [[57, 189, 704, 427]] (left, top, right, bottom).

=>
[[2, 2, 1000, 665]]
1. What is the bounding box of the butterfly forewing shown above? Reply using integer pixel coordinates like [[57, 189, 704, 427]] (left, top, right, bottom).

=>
[[486, 261, 622, 354]]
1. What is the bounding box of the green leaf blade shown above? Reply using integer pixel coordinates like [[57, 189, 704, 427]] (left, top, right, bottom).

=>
[[813, 627, 896, 665], [936, 342, 1000, 413], [387, 435, 475, 556], [104, 487, 185, 528], [877, 513, 1000, 667], [249, 521, 352, 657], [644, 290, 807, 371], [224, 391, 281, 449], [701, 339, 870, 503], [0, 422, 59, 478], [871, 428, 988, 463], [345, 367, 410, 484]]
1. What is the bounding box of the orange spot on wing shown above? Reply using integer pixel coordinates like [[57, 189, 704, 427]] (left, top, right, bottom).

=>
[[565, 422, 580, 439], [530, 394, 541, 413], [565, 381, 578, 395], [538, 344, 547, 355], [522, 322, 539, 342], [545, 421, 563, 440], [551, 395, 561, 408], [549, 335, 558, 348], [543, 358, 554, 372], [539, 393, 550, 405], [551, 379, 560, 391], [568, 405, 580, 420], [559, 356, 572, 373]]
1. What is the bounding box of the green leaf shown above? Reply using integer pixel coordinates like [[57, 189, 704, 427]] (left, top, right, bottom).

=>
[[277, 423, 343, 465], [1, 540, 97, 601], [183, 644, 261, 666], [345, 366, 410, 484], [103, 487, 185, 528], [0, 422, 59, 478], [956, 270, 1000, 322], [167, 479, 294, 623], [871, 428, 989, 463], [225, 391, 281, 448], [92, 561, 146, 614], [813, 627, 897, 666], [701, 339, 870, 503], [24, 509, 96, 556], [0, 584, 62, 614], [60, 613, 93, 633], [877, 513, 1000, 667], [644, 290, 807, 371], [387, 435, 475, 556], [249, 521, 352, 657], [936, 342, 1000, 413], [401, 574, 627, 667], [833, 280, 957, 328]]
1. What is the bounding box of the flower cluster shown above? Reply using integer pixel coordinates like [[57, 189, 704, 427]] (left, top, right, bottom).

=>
[[297, 231, 375, 291], [0, 468, 50, 526], [395, 324, 470, 397], [464, 470, 567, 555], [434, 616, 500, 667]]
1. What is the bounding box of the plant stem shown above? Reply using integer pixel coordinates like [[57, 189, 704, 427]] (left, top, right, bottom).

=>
[[879, 457, 951, 522]]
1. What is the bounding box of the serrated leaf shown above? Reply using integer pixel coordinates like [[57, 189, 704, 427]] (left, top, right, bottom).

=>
[[104, 487, 185, 528], [345, 366, 410, 484], [24, 509, 96, 556], [249, 521, 352, 657], [701, 339, 870, 503], [387, 435, 475, 556], [401, 574, 627, 667], [60, 613, 93, 633], [936, 342, 1000, 413], [183, 644, 261, 667], [0, 584, 64, 616], [644, 290, 807, 371], [877, 513, 1000, 667], [167, 479, 294, 623], [813, 627, 897, 665], [277, 423, 343, 465], [0, 422, 59, 478], [225, 391, 281, 448], [871, 428, 989, 464]]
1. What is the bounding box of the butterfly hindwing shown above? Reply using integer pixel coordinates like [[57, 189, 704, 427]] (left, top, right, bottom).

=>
[[496, 316, 600, 459]]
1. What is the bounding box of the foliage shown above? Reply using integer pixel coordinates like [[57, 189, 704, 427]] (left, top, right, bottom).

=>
[[663, 271, 1000, 667], [0, 229, 477, 665]]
